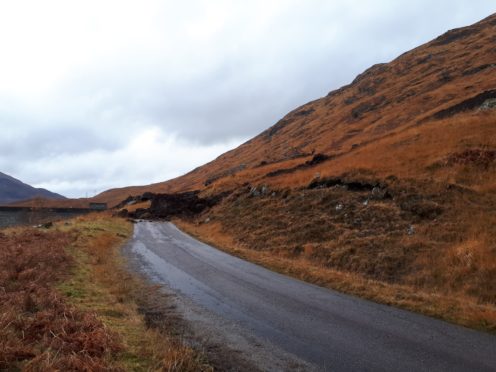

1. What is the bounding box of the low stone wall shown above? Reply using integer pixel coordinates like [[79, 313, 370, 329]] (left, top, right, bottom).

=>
[[0, 207, 93, 229]]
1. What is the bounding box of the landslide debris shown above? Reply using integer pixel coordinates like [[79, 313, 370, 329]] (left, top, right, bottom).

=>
[[117, 191, 229, 220]]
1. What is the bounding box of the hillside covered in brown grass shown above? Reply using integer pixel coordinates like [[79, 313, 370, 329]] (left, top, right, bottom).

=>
[[90, 12, 496, 204], [0, 216, 212, 370]]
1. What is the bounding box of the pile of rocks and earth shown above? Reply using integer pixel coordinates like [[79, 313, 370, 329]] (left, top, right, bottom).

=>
[[116, 191, 229, 220]]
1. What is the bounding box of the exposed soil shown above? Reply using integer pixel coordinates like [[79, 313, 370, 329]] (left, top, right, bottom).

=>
[[266, 153, 331, 178], [432, 90, 496, 120], [118, 191, 229, 220]]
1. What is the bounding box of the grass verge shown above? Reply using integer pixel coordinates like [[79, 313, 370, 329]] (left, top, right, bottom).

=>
[[0, 214, 211, 371]]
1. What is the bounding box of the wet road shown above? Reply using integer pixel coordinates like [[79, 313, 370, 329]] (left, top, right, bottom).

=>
[[125, 221, 496, 371]]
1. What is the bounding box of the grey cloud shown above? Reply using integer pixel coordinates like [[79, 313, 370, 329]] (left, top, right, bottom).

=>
[[1, 113, 128, 163]]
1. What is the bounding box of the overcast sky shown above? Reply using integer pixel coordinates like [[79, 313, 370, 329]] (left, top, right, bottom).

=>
[[1, 1, 494, 197]]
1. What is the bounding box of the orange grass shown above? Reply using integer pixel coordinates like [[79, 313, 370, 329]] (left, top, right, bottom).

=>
[[0, 228, 122, 370], [0, 215, 212, 371]]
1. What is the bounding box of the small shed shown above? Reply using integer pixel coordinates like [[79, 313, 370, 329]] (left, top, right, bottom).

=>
[[89, 202, 108, 211]]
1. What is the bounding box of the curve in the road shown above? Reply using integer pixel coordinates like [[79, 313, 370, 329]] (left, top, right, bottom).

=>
[[124, 221, 496, 372]]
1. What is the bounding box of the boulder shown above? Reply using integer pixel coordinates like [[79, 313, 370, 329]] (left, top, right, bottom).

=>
[[480, 98, 496, 110]]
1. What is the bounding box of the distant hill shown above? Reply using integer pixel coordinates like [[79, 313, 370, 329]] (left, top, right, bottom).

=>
[[0, 172, 65, 205]]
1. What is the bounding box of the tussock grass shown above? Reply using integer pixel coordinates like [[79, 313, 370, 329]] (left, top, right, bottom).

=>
[[0, 214, 211, 371], [61, 214, 212, 371], [0, 228, 121, 370], [175, 179, 496, 333]]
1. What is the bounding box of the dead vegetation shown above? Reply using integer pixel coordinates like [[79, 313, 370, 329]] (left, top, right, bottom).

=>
[[112, 112, 496, 333], [0, 229, 121, 370], [80, 13, 496, 206], [0, 215, 212, 371]]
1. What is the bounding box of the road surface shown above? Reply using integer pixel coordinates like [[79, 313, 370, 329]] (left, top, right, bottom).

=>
[[124, 221, 496, 371]]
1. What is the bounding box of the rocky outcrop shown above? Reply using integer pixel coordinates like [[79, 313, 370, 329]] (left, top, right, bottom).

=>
[[432, 90, 496, 120]]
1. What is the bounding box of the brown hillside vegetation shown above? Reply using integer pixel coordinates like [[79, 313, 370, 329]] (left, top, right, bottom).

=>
[[0, 217, 211, 370], [0, 229, 121, 370], [91, 13, 496, 204]]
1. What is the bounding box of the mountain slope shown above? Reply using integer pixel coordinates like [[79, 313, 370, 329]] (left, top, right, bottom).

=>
[[0, 172, 65, 205], [93, 12, 496, 206]]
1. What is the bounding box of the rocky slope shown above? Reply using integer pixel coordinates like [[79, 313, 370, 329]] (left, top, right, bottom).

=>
[[0, 172, 65, 205]]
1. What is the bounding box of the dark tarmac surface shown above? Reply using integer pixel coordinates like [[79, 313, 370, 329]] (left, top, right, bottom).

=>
[[125, 221, 496, 371]]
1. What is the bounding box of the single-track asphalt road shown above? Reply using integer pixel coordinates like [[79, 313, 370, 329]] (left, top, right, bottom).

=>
[[124, 221, 496, 371]]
